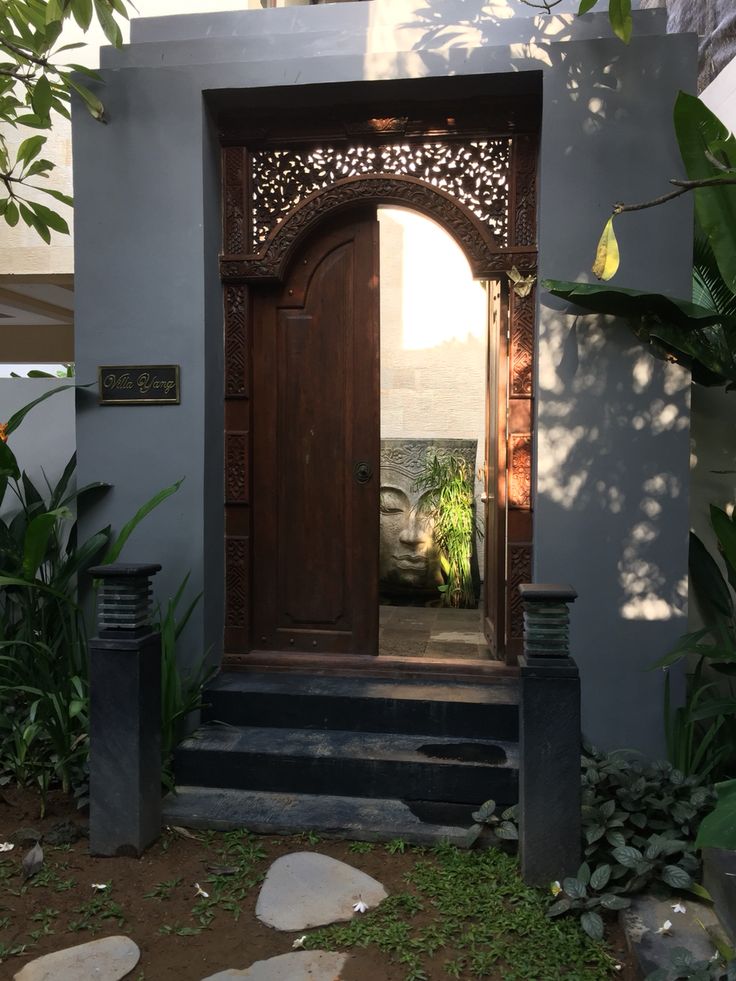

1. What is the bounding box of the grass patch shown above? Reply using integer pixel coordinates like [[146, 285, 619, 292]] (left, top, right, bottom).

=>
[[308, 845, 617, 981]]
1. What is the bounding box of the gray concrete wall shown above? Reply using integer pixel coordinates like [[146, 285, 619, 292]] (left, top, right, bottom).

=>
[[537, 33, 696, 756], [72, 0, 695, 751]]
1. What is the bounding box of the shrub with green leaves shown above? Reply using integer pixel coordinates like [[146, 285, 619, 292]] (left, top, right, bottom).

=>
[[474, 744, 715, 940], [0, 386, 182, 808], [552, 746, 714, 938]]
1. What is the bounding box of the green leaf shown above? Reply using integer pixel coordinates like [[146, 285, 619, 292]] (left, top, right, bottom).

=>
[[471, 800, 497, 823], [93, 0, 122, 46], [72, 0, 93, 31], [544, 280, 723, 330], [101, 479, 184, 565], [578, 0, 599, 12], [20, 203, 51, 243], [661, 864, 693, 890], [4, 202, 19, 227], [608, 0, 632, 43], [688, 882, 713, 902], [45, 0, 64, 25], [4, 383, 80, 437], [580, 910, 604, 941], [599, 894, 631, 911], [31, 75, 52, 121], [0, 441, 20, 480], [67, 76, 105, 121], [16, 135, 46, 167], [690, 531, 734, 628], [612, 846, 642, 869], [42, 188, 74, 208], [22, 507, 71, 579], [563, 877, 587, 900], [590, 864, 611, 891], [29, 201, 69, 235], [546, 897, 572, 917], [674, 92, 736, 293], [696, 780, 736, 850], [592, 216, 620, 280], [710, 505, 736, 592]]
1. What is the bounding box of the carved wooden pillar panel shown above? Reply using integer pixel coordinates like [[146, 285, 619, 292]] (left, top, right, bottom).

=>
[[505, 132, 538, 661], [222, 147, 251, 654]]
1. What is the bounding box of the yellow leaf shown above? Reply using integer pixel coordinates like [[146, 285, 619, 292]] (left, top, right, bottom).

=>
[[592, 217, 620, 280]]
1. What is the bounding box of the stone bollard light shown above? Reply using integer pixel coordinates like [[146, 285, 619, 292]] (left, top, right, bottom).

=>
[[88, 563, 162, 857], [518, 583, 581, 887]]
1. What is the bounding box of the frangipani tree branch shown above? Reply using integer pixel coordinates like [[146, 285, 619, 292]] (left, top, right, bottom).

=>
[[613, 176, 736, 216]]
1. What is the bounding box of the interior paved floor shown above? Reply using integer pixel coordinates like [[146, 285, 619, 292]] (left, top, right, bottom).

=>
[[378, 603, 492, 660]]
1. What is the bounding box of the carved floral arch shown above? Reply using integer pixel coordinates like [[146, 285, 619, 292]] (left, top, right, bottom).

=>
[[219, 173, 535, 284], [221, 133, 537, 662]]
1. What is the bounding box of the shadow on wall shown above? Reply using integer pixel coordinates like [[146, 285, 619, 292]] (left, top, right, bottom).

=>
[[538, 304, 689, 625]]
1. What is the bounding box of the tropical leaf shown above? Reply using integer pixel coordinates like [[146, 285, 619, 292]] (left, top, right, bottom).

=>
[[674, 92, 736, 294], [101, 479, 183, 565]]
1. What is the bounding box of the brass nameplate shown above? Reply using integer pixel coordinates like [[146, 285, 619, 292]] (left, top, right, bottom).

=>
[[98, 365, 180, 405]]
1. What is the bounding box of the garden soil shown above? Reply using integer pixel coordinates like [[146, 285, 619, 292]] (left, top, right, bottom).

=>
[[0, 788, 636, 981]]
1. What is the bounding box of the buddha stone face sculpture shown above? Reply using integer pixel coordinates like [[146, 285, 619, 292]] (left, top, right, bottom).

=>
[[379, 438, 477, 599]]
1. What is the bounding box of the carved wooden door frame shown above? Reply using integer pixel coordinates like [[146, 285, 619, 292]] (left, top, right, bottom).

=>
[[220, 123, 537, 666]]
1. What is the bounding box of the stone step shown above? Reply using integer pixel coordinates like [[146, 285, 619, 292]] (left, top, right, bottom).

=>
[[174, 724, 518, 805], [162, 786, 479, 847], [202, 671, 519, 741]]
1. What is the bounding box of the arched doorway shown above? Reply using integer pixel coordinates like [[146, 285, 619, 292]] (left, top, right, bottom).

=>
[[220, 106, 538, 668]]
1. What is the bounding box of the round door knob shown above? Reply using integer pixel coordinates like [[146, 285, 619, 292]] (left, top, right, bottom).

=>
[[353, 461, 373, 483]]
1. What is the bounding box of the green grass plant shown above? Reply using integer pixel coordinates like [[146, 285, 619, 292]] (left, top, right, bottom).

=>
[[308, 845, 616, 981]]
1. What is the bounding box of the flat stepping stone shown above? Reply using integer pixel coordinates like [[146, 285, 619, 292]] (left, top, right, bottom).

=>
[[13, 936, 139, 981], [256, 851, 387, 930], [201, 951, 349, 980]]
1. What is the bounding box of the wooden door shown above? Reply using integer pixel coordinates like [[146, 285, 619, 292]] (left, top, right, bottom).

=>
[[251, 210, 380, 656]]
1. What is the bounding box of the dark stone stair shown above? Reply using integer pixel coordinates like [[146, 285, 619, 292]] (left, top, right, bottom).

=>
[[165, 670, 520, 842]]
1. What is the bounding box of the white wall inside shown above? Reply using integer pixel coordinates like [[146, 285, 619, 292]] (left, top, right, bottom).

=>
[[378, 206, 488, 569]]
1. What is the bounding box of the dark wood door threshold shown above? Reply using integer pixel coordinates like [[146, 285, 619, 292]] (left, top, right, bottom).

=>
[[223, 650, 519, 683]]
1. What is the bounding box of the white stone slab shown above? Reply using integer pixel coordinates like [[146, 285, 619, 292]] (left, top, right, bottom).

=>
[[256, 851, 387, 930], [201, 951, 349, 981], [13, 936, 140, 981]]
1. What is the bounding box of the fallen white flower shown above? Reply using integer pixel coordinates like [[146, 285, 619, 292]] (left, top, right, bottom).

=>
[[292, 935, 307, 950], [550, 880, 562, 897], [194, 882, 209, 899], [91, 883, 107, 892], [353, 898, 368, 914], [671, 902, 687, 914], [0, 842, 14, 853], [655, 920, 673, 935]]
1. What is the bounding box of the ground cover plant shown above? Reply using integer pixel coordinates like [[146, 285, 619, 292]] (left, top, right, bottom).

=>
[[0, 788, 631, 981], [473, 745, 715, 942]]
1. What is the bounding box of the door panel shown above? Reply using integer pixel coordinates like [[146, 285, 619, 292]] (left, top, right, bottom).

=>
[[252, 211, 380, 655]]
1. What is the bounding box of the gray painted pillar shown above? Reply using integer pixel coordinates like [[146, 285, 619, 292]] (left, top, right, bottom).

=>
[[89, 564, 162, 857], [518, 584, 581, 886]]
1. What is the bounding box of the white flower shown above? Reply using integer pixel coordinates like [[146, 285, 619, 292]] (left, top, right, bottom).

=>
[[550, 880, 562, 897], [655, 920, 673, 935], [91, 883, 107, 892], [353, 897, 368, 913], [194, 882, 209, 899], [0, 842, 14, 853], [671, 902, 687, 914], [292, 935, 307, 950]]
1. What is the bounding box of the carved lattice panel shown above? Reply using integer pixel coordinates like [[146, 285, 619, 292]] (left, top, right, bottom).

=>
[[251, 140, 512, 249]]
